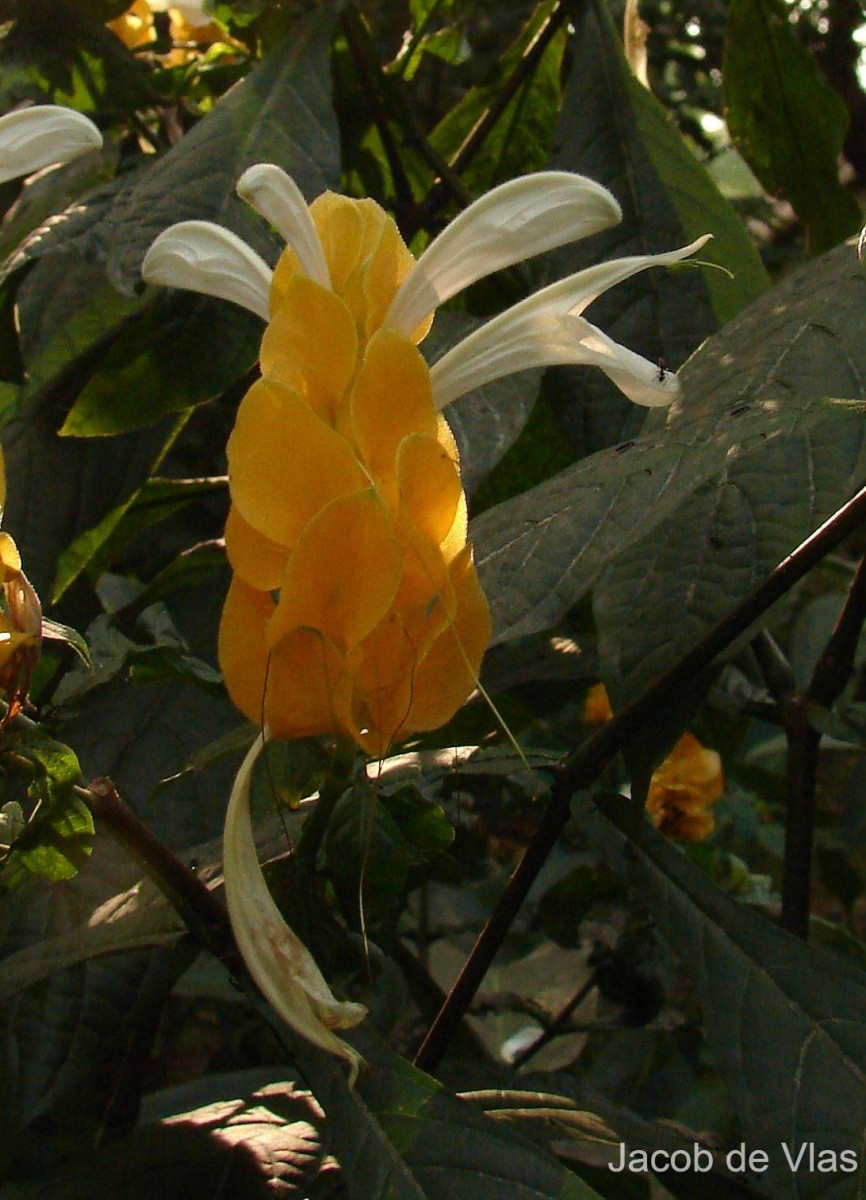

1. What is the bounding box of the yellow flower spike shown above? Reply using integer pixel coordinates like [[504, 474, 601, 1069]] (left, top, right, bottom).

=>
[[224, 731, 366, 1082], [264, 628, 354, 741], [406, 547, 491, 732], [144, 181, 710, 754], [140, 168, 712, 1067], [218, 575, 275, 726], [396, 434, 464, 548]]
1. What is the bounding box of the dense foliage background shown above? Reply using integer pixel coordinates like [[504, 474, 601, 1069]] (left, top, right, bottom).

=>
[[3, 0, 866, 1196]]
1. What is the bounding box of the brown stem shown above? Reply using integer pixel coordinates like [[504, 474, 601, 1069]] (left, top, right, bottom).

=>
[[780, 552, 866, 936], [340, 5, 415, 208], [398, 0, 568, 241], [79, 777, 242, 973], [449, 2, 567, 179], [414, 481, 866, 1072]]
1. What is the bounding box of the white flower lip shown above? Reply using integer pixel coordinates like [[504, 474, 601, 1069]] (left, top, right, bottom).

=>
[[141, 219, 273, 320], [430, 235, 712, 409], [384, 171, 623, 338], [224, 731, 366, 1081], [237, 164, 331, 290], [0, 104, 102, 186]]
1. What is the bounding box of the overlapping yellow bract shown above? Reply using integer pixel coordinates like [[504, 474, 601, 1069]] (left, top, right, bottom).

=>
[[220, 194, 491, 757]]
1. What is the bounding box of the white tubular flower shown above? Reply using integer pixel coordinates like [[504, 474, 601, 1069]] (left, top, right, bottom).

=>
[[141, 220, 273, 320], [225, 731, 366, 1081], [0, 104, 102, 186], [141, 166, 710, 409], [429, 236, 713, 409], [237, 164, 331, 288], [382, 171, 622, 337]]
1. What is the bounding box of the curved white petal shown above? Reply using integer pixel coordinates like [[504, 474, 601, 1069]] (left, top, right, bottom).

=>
[[385, 171, 622, 337], [0, 105, 102, 186], [141, 220, 273, 320], [237, 164, 331, 288], [225, 732, 366, 1081], [430, 235, 711, 408]]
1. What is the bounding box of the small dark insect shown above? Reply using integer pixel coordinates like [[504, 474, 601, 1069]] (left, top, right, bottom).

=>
[[656, 358, 668, 383]]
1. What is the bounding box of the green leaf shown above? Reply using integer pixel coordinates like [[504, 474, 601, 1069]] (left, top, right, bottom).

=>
[[41, 618, 91, 666], [290, 1027, 605, 1200], [0, 728, 91, 887], [324, 782, 410, 934], [543, 0, 767, 461], [429, 1, 566, 192], [51, 4, 339, 437], [60, 297, 260, 437], [474, 242, 866, 650], [0, 939, 194, 1162], [52, 474, 226, 604], [53, 604, 222, 706], [0, 2, 153, 114], [587, 792, 866, 1199], [723, 0, 861, 255], [58, 7, 339, 290], [593, 241, 866, 704], [55, 581, 240, 850]]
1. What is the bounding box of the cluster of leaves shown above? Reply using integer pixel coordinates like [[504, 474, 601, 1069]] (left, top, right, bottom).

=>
[[2, 0, 866, 1198]]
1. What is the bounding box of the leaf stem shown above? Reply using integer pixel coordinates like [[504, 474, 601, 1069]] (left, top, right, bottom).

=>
[[414, 481, 866, 1072]]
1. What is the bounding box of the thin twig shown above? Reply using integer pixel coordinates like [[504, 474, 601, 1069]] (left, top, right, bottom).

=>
[[448, 2, 567, 180], [414, 481, 866, 1072], [340, 5, 415, 208], [397, 0, 568, 241], [78, 777, 242, 973], [509, 973, 597, 1069], [781, 551, 866, 936]]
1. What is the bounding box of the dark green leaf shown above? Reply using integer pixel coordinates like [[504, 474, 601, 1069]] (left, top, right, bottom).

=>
[[723, 0, 861, 255], [544, 0, 767, 460], [60, 296, 260, 437], [429, 1, 566, 192], [3, 1081, 329, 1199], [0, 2, 153, 114], [0, 728, 92, 886], [290, 1026, 605, 1200], [593, 241, 866, 703], [474, 242, 866, 650], [587, 792, 866, 1200], [52, 474, 226, 603]]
